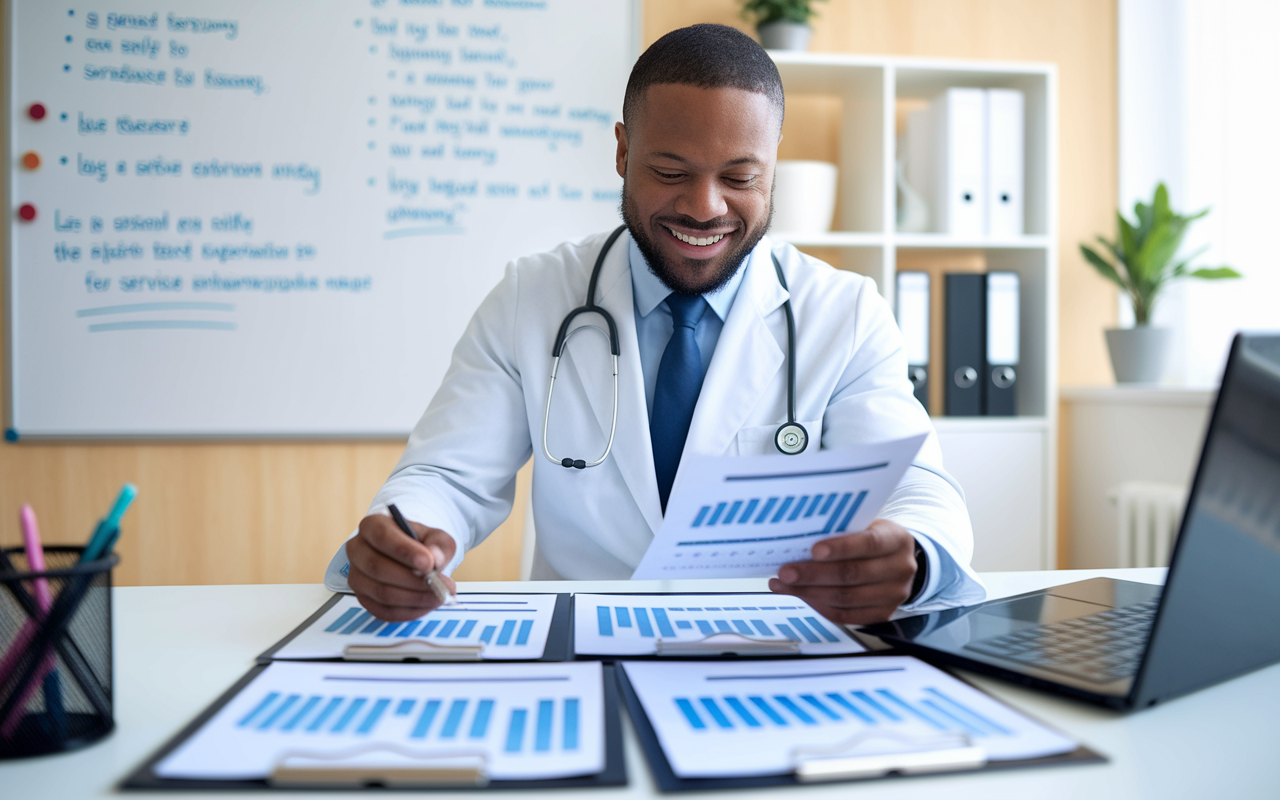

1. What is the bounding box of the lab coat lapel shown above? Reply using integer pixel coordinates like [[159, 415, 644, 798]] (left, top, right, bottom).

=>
[[557, 232, 664, 534], [684, 238, 788, 458]]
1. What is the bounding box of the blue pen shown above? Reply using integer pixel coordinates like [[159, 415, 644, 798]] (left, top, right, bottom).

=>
[[82, 483, 138, 562]]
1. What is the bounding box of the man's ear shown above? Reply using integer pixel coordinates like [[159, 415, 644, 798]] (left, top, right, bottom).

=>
[[614, 121, 628, 179]]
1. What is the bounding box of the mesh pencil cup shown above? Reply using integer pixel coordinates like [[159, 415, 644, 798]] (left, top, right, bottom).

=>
[[0, 545, 117, 759]]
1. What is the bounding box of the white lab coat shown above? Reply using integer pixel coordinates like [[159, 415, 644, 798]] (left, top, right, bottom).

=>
[[326, 230, 985, 609]]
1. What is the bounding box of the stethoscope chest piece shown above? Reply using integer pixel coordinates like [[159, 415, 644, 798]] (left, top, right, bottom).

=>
[[774, 422, 808, 455]]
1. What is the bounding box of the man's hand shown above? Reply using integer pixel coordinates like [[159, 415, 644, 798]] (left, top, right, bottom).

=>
[[346, 512, 458, 622], [768, 518, 918, 625]]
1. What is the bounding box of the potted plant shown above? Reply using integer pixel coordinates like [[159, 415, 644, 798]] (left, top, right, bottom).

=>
[[1080, 183, 1240, 383], [742, 0, 826, 51]]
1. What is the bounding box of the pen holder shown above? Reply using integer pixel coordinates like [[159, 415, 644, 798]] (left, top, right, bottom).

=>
[[0, 546, 117, 759]]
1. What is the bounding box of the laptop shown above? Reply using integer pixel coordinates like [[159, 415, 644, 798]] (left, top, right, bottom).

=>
[[861, 333, 1280, 710]]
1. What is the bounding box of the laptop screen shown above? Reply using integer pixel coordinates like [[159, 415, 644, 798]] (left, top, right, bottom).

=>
[[1134, 334, 1280, 707]]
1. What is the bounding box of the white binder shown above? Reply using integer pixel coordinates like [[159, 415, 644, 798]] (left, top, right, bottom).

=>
[[895, 272, 931, 408], [985, 89, 1025, 238], [906, 88, 987, 237]]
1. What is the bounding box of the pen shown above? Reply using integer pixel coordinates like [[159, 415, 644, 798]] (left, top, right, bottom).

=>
[[386, 503, 457, 606], [19, 504, 65, 738], [82, 483, 138, 563]]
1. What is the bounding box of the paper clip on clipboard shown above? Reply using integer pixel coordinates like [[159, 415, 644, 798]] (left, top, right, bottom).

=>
[[790, 731, 986, 783], [655, 632, 801, 657], [342, 640, 485, 662], [270, 744, 489, 789]]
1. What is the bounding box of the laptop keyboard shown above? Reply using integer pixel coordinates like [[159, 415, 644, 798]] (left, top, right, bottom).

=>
[[965, 599, 1161, 684]]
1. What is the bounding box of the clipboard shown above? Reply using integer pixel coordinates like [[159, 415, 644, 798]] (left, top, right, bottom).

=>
[[570, 592, 862, 660], [256, 593, 573, 664], [614, 662, 1106, 792], [119, 663, 628, 791]]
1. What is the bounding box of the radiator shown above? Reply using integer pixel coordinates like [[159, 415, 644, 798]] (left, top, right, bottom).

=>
[[1111, 481, 1188, 568]]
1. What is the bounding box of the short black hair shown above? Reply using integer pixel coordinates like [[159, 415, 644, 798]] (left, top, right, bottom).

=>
[[623, 24, 784, 129]]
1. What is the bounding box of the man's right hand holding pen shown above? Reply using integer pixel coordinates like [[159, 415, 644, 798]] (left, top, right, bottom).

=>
[[346, 507, 458, 622]]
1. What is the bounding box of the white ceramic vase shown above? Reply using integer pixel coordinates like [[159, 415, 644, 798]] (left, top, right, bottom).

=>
[[771, 160, 838, 235]]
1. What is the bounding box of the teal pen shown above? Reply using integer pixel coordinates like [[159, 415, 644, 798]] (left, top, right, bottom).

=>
[[82, 483, 138, 562]]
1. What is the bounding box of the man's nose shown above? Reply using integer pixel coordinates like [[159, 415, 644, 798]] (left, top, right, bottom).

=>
[[676, 176, 729, 222]]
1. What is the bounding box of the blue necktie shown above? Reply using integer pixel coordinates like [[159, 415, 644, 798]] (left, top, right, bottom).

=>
[[651, 294, 709, 512]]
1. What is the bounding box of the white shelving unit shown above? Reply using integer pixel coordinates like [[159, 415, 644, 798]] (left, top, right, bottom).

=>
[[770, 52, 1059, 571]]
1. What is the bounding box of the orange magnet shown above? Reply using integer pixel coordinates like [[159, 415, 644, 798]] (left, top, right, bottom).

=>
[[21, 152, 41, 170]]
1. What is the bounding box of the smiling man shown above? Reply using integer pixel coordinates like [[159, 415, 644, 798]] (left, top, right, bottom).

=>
[[325, 25, 985, 625]]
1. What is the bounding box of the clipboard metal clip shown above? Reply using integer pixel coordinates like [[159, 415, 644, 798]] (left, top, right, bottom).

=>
[[342, 639, 485, 662], [655, 632, 801, 657], [790, 731, 986, 783], [270, 743, 490, 788]]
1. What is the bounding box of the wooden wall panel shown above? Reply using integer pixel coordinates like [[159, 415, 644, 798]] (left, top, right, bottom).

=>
[[0, 0, 1116, 585]]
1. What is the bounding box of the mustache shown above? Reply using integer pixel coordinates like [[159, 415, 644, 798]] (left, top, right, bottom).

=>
[[655, 216, 740, 233]]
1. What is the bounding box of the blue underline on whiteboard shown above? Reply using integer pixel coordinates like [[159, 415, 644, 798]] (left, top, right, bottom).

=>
[[676, 529, 833, 546], [77, 302, 236, 317], [88, 320, 238, 332], [383, 226, 467, 239]]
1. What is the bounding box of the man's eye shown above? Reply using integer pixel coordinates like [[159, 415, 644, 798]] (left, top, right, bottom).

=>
[[725, 176, 755, 186], [654, 170, 684, 180]]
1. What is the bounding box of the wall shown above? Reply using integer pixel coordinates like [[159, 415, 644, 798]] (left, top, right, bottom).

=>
[[1, 0, 1118, 584]]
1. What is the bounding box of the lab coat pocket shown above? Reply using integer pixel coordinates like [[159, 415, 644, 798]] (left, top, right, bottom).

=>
[[733, 420, 822, 456]]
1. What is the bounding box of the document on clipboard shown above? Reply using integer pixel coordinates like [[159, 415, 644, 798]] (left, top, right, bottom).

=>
[[573, 594, 865, 657], [618, 657, 1079, 781], [266, 594, 561, 662], [151, 661, 606, 783], [631, 436, 926, 580]]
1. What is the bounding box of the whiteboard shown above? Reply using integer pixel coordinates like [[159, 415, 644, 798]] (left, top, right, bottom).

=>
[[6, 0, 635, 437]]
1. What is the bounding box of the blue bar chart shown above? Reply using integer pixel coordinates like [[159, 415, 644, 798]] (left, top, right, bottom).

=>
[[573, 594, 864, 656], [157, 661, 606, 781], [273, 594, 558, 661], [622, 657, 1077, 779]]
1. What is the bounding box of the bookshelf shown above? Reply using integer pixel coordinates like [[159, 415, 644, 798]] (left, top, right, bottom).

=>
[[770, 52, 1059, 571]]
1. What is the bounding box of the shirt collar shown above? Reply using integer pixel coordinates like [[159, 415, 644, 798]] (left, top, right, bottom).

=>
[[629, 235, 748, 321]]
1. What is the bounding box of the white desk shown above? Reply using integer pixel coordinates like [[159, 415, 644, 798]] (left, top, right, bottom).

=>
[[4, 569, 1277, 799]]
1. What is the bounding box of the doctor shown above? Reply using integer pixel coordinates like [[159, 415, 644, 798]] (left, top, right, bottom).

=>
[[326, 24, 985, 624]]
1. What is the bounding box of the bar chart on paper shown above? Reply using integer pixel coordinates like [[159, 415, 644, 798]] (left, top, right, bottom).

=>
[[271, 595, 558, 660], [632, 436, 926, 579], [573, 594, 864, 656], [155, 661, 605, 780], [621, 657, 1077, 778]]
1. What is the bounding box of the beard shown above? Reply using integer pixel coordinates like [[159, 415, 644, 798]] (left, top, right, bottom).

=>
[[620, 176, 773, 297]]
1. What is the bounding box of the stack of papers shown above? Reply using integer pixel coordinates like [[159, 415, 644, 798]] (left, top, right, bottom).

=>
[[574, 594, 865, 656], [621, 657, 1077, 778], [156, 661, 605, 781], [272, 594, 558, 660]]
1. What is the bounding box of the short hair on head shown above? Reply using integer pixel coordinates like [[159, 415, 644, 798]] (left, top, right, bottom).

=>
[[623, 24, 784, 130]]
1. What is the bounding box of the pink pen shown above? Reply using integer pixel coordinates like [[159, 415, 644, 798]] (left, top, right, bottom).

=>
[[0, 505, 58, 739]]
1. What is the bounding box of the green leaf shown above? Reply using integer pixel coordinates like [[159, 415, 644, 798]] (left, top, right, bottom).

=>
[[1188, 266, 1242, 279], [1117, 211, 1139, 267], [1080, 244, 1129, 291]]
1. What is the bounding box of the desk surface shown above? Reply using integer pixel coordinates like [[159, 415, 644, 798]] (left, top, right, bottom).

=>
[[3, 569, 1277, 799]]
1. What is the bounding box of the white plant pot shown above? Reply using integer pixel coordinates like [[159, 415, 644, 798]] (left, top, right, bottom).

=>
[[771, 160, 838, 235], [758, 21, 812, 51], [1105, 326, 1172, 384]]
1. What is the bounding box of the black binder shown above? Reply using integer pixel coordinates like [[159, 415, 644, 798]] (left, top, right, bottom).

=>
[[120, 663, 627, 791], [945, 273, 985, 416], [615, 661, 1104, 792], [256, 593, 573, 664]]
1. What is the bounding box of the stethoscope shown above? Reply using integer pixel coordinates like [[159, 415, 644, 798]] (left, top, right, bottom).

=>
[[542, 225, 808, 469]]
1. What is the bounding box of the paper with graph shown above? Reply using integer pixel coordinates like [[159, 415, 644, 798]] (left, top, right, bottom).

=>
[[632, 435, 926, 579], [271, 594, 558, 661], [155, 661, 604, 780], [621, 656, 1077, 778], [573, 594, 864, 656]]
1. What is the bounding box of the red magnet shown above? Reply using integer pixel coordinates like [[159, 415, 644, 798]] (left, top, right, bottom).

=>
[[27, 103, 46, 121], [18, 204, 37, 221], [21, 152, 41, 170]]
